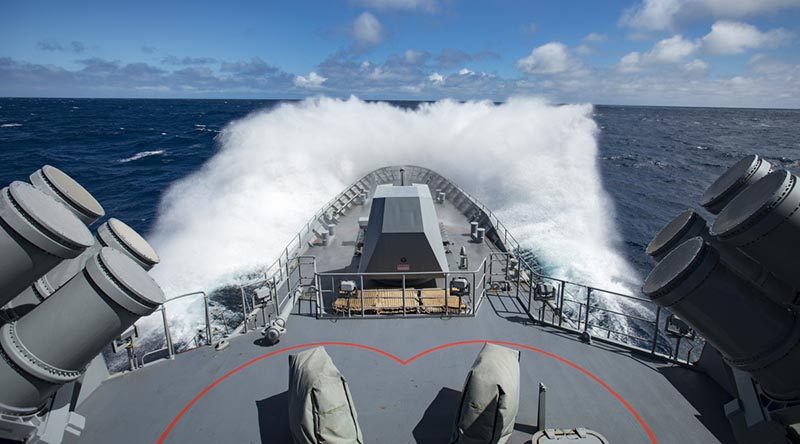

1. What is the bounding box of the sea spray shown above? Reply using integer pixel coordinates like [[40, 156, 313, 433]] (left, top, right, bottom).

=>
[[139, 96, 643, 344]]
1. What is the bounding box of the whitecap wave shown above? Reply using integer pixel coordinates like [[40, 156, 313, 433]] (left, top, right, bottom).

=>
[[143, 97, 642, 342], [117, 150, 165, 163], [0, 123, 22, 128]]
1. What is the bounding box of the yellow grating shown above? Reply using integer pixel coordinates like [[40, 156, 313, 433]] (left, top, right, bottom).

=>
[[419, 288, 468, 314], [333, 288, 419, 314]]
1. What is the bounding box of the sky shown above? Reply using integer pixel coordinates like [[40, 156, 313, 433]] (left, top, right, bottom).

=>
[[1, 0, 799, 107]]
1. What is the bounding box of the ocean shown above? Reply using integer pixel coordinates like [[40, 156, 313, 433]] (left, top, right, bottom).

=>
[[1, 97, 799, 354]]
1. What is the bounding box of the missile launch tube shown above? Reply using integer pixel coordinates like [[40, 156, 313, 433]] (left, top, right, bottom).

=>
[[643, 237, 800, 400], [7, 218, 160, 316], [0, 182, 94, 307], [647, 209, 796, 304], [701, 155, 772, 214], [0, 247, 164, 414], [712, 170, 800, 291]]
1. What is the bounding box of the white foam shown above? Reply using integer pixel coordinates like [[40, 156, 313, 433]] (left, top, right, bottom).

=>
[[144, 96, 642, 342], [0, 123, 22, 128], [117, 150, 165, 163]]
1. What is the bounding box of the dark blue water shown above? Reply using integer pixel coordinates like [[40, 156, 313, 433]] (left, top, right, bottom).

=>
[[1, 97, 799, 280]]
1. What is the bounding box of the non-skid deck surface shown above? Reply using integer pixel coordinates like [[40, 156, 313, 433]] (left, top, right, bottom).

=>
[[75, 178, 735, 444]]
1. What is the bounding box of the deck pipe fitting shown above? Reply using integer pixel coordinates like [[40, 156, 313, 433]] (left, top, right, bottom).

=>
[[326, 223, 336, 237], [470, 221, 479, 239], [437, 191, 446, 204], [7, 218, 160, 317], [643, 237, 800, 400], [264, 288, 300, 345], [647, 209, 795, 305], [0, 181, 94, 307], [476, 227, 485, 244], [29, 165, 105, 225], [701, 155, 772, 215], [0, 247, 164, 415], [459, 246, 469, 270], [711, 170, 800, 292]]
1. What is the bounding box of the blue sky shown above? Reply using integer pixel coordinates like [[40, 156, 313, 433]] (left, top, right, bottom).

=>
[[2, 0, 799, 107]]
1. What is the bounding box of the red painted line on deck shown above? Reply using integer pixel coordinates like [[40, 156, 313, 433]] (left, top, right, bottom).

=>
[[157, 340, 657, 444]]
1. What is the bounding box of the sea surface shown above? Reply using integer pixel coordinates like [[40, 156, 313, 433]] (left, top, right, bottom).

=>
[[2, 98, 798, 277]]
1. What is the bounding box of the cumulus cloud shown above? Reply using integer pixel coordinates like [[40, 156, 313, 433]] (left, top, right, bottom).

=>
[[516, 42, 577, 75], [618, 52, 643, 72], [403, 49, 428, 64], [71, 41, 86, 53], [583, 32, 608, 42], [621, 0, 800, 31], [683, 58, 709, 74], [434, 48, 499, 68], [458, 68, 474, 76], [0, 56, 294, 97], [618, 34, 699, 72], [352, 12, 384, 46], [294, 71, 327, 89], [646, 34, 699, 62], [351, 0, 439, 12], [428, 72, 444, 85], [36, 40, 64, 51], [702, 21, 792, 54], [36, 40, 88, 53], [162, 56, 218, 65]]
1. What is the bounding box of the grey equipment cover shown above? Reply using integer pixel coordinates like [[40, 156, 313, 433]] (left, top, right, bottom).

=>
[[288, 347, 363, 444], [451, 343, 521, 444]]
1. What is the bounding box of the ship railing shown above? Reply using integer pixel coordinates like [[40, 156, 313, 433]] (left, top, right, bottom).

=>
[[509, 261, 701, 365], [313, 257, 488, 319], [130, 165, 700, 369]]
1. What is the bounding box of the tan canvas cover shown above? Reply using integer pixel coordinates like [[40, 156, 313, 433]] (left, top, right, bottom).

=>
[[288, 347, 363, 444], [450, 343, 521, 444]]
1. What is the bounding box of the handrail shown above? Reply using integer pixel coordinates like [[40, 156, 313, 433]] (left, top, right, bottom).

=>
[[126, 165, 702, 372]]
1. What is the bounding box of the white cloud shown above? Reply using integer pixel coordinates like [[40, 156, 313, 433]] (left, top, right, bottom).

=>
[[583, 32, 608, 42], [702, 21, 792, 54], [458, 68, 474, 76], [621, 0, 800, 31], [618, 34, 699, 72], [516, 42, 576, 75], [683, 58, 709, 74], [647, 34, 699, 62], [748, 53, 795, 74], [351, 0, 438, 12], [404, 49, 426, 64], [428, 72, 444, 85], [294, 71, 327, 89], [352, 12, 384, 46], [618, 52, 643, 72]]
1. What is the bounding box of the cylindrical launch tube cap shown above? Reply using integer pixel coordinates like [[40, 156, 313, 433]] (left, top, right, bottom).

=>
[[97, 218, 159, 270], [29, 165, 104, 225], [701, 155, 772, 214]]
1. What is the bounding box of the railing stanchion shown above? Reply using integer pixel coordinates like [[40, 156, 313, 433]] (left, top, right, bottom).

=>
[[360, 275, 365, 318], [241, 287, 248, 333], [203, 294, 212, 345], [161, 306, 174, 359], [472, 269, 477, 316], [651, 306, 662, 355], [558, 280, 565, 327], [584, 288, 592, 333]]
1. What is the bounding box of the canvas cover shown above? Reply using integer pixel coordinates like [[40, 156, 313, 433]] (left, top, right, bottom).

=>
[[451, 343, 521, 444], [288, 347, 363, 444]]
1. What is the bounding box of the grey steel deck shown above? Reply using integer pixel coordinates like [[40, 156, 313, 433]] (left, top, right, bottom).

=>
[[76, 175, 735, 444]]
